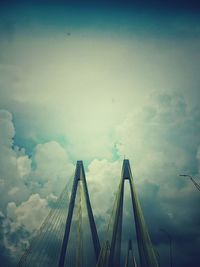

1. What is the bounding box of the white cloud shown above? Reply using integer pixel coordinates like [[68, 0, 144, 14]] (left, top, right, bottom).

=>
[[114, 93, 195, 186], [0, 90, 199, 267], [33, 141, 72, 177], [17, 156, 31, 178], [30, 141, 74, 197], [0, 110, 30, 210], [0, 110, 75, 262], [113, 93, 200, 217], [87, 159, 121, 219], [0, 109, 74, 211], [7, 194, 48, 232]]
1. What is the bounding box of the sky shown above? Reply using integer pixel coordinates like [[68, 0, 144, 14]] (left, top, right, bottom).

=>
[[0, 0, 200, 266]]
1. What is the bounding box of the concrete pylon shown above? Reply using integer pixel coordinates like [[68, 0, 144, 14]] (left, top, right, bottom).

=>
[[108, 159, 159, 267], [58, 161, 100, 267]]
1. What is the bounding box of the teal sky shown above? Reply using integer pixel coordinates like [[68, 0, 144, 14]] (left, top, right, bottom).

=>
[[0, 2, 200, 267], [0, 4, 200, 159]]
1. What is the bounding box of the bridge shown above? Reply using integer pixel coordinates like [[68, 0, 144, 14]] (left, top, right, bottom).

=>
[[17, 159, 159, 267]]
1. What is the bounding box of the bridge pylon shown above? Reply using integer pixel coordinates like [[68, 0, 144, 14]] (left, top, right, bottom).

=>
[[99, 159, 159, 267], [58, 160, 100, 267], [124, 240, 137, 267]]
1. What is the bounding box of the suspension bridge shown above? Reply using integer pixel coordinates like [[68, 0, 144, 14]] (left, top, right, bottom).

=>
[[17, 159, 159, 267]]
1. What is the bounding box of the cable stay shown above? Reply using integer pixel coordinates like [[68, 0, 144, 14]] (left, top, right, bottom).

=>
[[16, 175, 73, 267], [16, 159, 160, 267], [124, 240, 137, 267]]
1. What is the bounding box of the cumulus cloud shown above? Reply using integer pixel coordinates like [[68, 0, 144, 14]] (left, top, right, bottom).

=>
[[16, 156, 31, 178], [0, 110, 30, 210], [73, 92, 200, 266], [112, 93, 200, 267], [87, 159, 121, 233], [0, 109, 74, 207], [7, 194, 48, 232], [29, 141, 74, 197], [0, 87, 199, 267], [115, 93, 199, 181], [0, 109, 74, 263]]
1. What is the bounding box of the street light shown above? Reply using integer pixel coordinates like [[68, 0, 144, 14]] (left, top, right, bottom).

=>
[[179, 174, 200, 192], [160, 229, 172, 267]]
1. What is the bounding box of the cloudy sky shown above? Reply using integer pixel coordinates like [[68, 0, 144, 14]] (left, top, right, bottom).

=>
[[0, 0, 200, 266]]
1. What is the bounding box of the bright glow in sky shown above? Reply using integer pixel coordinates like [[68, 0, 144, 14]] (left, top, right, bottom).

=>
[[0, 7, 200, 160]]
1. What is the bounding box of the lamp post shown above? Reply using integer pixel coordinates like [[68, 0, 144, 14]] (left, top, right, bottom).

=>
[[179, 174, 200, 192], [160, 229, 172, 267]]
